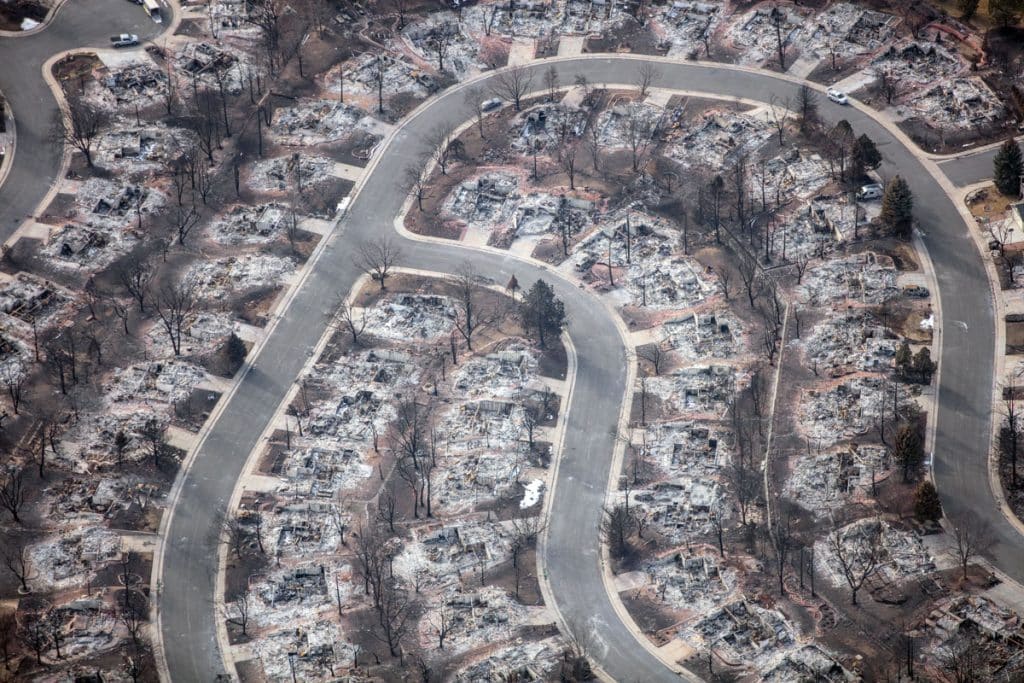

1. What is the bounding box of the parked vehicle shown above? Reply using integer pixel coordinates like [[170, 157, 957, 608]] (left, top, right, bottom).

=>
[[903, 285, 929, 299], [143, 0, 162, 23], [110, 34, 139, 47], [857, 183, 883, 201], [827, 88, 849, 105], [481, 98, 503, 112]]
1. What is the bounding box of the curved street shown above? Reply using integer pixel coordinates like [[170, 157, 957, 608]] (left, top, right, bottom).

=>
[[0, 13, 1015, 680], [0, 0, 160, 244]]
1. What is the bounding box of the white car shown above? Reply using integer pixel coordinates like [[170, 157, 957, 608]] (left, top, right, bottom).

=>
[[827, 88, 849, 105]]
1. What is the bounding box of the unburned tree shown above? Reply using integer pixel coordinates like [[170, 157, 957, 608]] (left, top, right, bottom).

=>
[[518, 280, 566, 348]]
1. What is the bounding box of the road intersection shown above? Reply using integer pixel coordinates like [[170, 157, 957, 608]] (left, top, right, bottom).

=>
[[0, 8, 1017, 680]]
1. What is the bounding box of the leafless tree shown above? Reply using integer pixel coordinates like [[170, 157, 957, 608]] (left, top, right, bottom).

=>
[[429, 124, 456, 176], [491, 65, 533, 111], [770, 6, 788, 69], [432, 604, 454, 649], [738, 254, 763, 307], [139, 417, 168, 468], [169, 203, 202, 246], [220, 512, 249, 559], [50, 93, 107, 168], [452, 266, 494, 351], [0, 468, 28, 525], [828, 520, 883, 605], [0, 361, 25, 415], [371, 54, 388, 114], [118, 260, 155, 313], [950, 512, 995, 581], [107, 296, 131, 335], [153, 277, 199, 356], [119, 595, 145, 649], [17, 611, 48, 665], [224, 591, 252, 636], [390, 0, 411, 28], [331, 299, 367, 345], [464, 87, 487, 139], [3, 542, 33, 593], [375, 577, 413, 657], [635, 62, 661, 99], [625, 108, 655, 173], [558, 141, 580, 190], [940, 631, 990, 683], [877, 67, 902, 105], [637, 343, 666, 375], [404, 162, 430, 211], [769, 95, 790, 146], [376, 480, 399, 533], [162, 55, 180, 116], [44, 337, 74, 395], [355, 238, 403, 291], [0, 610, 15, 669], [189, 90, 221, 164], [544, 64, 559, 101], [426, 25, 453, 72], [601, 503, 635, 558], [354, 524, 390, 607], [247, 0, 284, 73], [796, 84, 818, 133]]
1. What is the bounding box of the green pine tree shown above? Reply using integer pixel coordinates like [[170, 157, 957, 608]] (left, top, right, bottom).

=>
[[913, 347, 936, 384], [519, 280, 566, 348], [855, 134, 882, 170], [994, 137, 1023, 198], [894, 423, 924, 483], [895, 340, 912, 378], [881, 175, 914, 238], [914, 481, 943, 523]]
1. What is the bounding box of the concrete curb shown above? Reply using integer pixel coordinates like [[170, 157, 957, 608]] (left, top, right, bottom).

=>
[[211, 272, 375, 679], [389, 84, 698, 676], [929, 134, 1023, 163], [152, 194, 341, 682], [140, 52, 998, 680], [0, 0, 68, 38], [950, 183, 1024, 541], [0, 97, 16, 196], [913, 233, 943, 476], [3, 0, 179, 249]]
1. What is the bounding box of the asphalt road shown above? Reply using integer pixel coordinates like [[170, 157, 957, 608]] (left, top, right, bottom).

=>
[[0, 0, 159, 243], [0, 13, 1016, 679], [157, 58, 1008, 682], [937, 135, 1023, 188]]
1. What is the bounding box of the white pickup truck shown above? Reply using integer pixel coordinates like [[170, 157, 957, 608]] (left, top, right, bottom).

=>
[[110, 34, 139, 48]]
